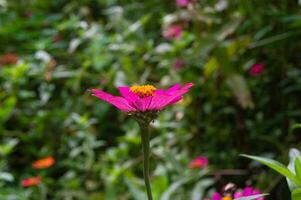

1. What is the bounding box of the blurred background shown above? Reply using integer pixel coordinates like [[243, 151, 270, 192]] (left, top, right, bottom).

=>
[[0, 0, 301, 199]]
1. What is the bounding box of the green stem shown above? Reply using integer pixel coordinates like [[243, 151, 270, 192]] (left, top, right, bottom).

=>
[[139, 123, 153, 200]]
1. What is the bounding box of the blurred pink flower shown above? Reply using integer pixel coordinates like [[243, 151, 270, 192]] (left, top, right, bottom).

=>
[[21, 176, 41, 187], [89, 83, 193, 112], [22, 11, 33, 18], [163, 25, 183, 40], [188, 156, 208, 169], [52, 35, 62, 43], [249, 63, 265, 76], [173, 59, 185, 70], [0, 53, 18, 66], [176, 0, 190, 7]]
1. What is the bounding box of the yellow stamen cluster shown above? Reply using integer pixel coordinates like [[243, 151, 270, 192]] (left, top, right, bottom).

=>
[[130, 85, 157, 98], [222, 197, 232, 200]]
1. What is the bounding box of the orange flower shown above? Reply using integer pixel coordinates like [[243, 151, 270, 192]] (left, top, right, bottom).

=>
[[21, 176, 41, 187], [32, 156, 55, 169]]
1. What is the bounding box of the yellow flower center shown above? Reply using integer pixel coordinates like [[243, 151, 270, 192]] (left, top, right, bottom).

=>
[[222, 197, 232, 200], [130, 85, 157, 98]]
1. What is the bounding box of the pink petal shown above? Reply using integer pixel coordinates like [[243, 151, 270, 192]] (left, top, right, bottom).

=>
[[166, 84, 182, 94], [118, 86, 139, 103], [118, 87, 154, 111], [154, 89, 166, 95], [166, 82, 193, 95], [253, 189, 264, 200], [234, 191, 243, 198], [148, 93, 184, 110], [166, 95, 183, 106], [141, 96, 153, 111], [89, 89, 136, 112], [153, 90, 182, 106], [181, 82, 194, 91], [212, 192, 222, 200], [155, 83, 193, 96], [131, 97, 153, 112], [153, 95, 182, 110], [253, 189, 260, 195], [148, 94, 173, 110], [162, 83, 194, 106], [149, 83, 193, 110], [243, 186, 254, 196]]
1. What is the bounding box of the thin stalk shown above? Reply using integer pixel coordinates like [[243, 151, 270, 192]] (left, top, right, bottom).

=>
[[139, 123, 153, 200]]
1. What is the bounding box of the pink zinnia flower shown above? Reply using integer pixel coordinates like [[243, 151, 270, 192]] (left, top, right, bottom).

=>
[[90, 83, 193, 200], [205, 185, 264, 200], [188, 156, 208, 169], [249, 63, 265, 76], [176, 0, 190, 7], [163, 25, 183, 40], [89, 83, 193, 113], [234, 186, 264, 200]]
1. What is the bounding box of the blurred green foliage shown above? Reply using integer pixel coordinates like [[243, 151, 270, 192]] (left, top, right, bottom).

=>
[[0, 0, 301, 199]]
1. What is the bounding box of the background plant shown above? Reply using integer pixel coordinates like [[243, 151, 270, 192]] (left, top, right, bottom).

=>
[[243, 148, 301, 200]]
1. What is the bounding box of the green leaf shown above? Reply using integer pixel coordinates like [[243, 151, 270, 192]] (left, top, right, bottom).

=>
[[0, 139, 18, 156], [161, 170, 208, 200], [288, 149, 301, 190], [191, 179, 214, 200], [295, 158, 301, 178], [204, 57, 218, 78], [160, 178, 189, 200], [124, 177, 146, 200], [88, 192, 104, 200], [226, 74, 254, 108], [241, 154, 301, 187], [292, 188, 301, 200], [0, 96, 16, 123], [152, 175, 169, 200], [104, 181, 118, 200], [0, 172, 14, 182], [291, 123, 301, 130], [234, 194, 268, 200]]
